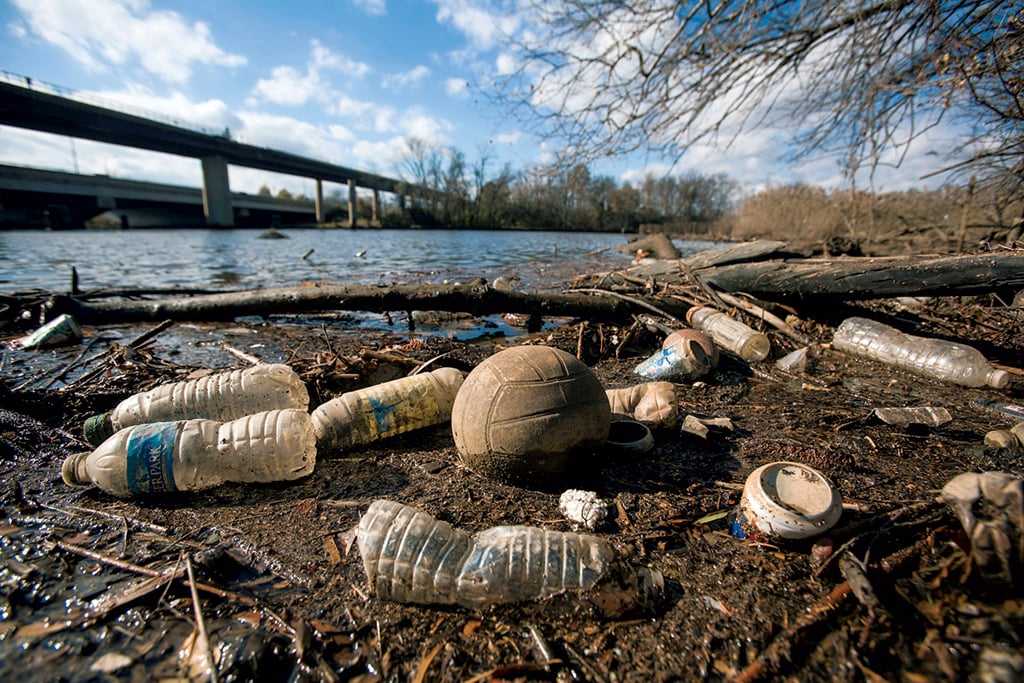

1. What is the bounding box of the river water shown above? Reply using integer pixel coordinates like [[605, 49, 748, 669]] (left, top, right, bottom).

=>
[[0, 228, 718, 293]]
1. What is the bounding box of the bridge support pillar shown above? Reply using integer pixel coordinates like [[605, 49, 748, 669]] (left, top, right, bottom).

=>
[[314, 179, 324, 224], [201, 155, 234, 226], [371, 189, 379, 224], [398, 193, 406, 212], [348, 179, 356, 228]]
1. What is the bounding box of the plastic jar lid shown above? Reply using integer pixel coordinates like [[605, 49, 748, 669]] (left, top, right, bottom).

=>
[[606, 417, 654, 454], [738, 462, 842, 540]]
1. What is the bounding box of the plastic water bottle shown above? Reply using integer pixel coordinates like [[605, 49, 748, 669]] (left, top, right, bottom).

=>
[[832, 317, 1009, 389], [312, 367, 464, 451], [686, 306, 770, 362], [356, 499, 614, 608], [606, 382, 678, 427], [633, 329, 715, 380], [62, 409, 317, 497], [83, 363, 310, 445]]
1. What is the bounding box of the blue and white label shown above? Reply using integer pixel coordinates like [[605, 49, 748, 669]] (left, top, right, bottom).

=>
[[634, 347, 681, 380], [126, 422, 180, 494]]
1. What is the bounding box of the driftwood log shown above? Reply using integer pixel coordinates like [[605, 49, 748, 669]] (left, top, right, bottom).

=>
[[610, 245, 1024, 301], [613, 233, 682, 259], [49, 280, 684, 325], [696, 253, 1024, 300]]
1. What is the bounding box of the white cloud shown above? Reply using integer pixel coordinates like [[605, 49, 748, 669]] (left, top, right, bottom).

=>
[[10, 0, 245, 84], [251, 65, 320, 107], [495, 52, 517, 76], [494, 131, 520, 145], [352, 0, 387, 16], [399, 110, 454, 144], [251, 39, 370, 107], [383, 65, 431, 90], [433, 0, 518, 50], [445, 78, 469, 98]]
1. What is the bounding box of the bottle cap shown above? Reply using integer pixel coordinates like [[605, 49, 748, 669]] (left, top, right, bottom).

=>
[[61, 452, 90, 486], [988, 369, 1010, 389], [83, 413, 114, 446]]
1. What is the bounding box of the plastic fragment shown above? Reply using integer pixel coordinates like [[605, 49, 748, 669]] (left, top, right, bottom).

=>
[[940, 471, 1024, 586], [872, 406, 952, 428]]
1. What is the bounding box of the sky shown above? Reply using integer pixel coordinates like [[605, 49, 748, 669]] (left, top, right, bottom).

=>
[[0, 0, 963, 199]]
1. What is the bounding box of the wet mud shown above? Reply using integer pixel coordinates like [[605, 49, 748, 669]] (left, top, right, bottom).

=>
[[1, 261, 1023, 681]]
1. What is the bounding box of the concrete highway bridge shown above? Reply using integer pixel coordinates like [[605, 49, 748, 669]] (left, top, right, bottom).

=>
[[0, 74, 420, 228], [0, 164, 318, 229]]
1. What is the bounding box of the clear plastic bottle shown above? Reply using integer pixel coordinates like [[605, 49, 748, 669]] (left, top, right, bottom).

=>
[[606, 382, 678, 427], [63, 409, 316, 497], [686, 306, 770, 362], [356, 499, 614, 608], [83, 363, 310, 445], [832, 317, 1009, 389], [312, 367, 464, 451]]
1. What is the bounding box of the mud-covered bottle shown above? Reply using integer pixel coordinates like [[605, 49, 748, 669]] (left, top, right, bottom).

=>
[[356, 499, 614, 608], [832, 317, 1009, 389], [63, 409, 316, 497], [83, 363, 310, 445], [312, 367, 464, 451], [686, 306, 770, 362]]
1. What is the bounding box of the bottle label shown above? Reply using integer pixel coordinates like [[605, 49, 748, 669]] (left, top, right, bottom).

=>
[[360, 381, 440, 439], [125, 422, 181, 494], [634, 347, 681, 379]]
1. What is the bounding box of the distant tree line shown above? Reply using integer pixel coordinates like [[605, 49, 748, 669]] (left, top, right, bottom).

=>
[[384, 138, 738, 234]]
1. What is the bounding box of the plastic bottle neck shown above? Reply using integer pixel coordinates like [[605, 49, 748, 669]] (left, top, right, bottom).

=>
[[61, 452, 91, 486]]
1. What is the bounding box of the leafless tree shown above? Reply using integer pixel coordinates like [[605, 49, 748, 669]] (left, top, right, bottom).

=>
[[491, 0, 1022, 197]]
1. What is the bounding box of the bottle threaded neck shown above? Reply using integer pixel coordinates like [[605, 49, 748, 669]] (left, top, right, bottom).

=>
[[61, 452, 90, 486]]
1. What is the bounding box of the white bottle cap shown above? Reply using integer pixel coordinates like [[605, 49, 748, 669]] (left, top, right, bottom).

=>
[[988, 369, 1010, 389]]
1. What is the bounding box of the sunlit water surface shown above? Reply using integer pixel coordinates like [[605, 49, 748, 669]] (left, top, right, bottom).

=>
[[0, 228, 719, 292]]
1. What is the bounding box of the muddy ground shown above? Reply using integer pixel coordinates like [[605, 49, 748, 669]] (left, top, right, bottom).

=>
[[1, 241, 1023, 682]]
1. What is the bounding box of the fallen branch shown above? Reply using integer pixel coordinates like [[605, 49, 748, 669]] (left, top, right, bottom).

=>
[[50, 281, 675, 325]]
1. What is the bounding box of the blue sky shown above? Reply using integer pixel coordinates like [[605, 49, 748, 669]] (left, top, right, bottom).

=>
[[0, 0, 961, 198]]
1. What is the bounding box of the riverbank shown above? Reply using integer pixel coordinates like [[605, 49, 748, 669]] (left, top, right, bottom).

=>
[[1, 239, 1022, 681]]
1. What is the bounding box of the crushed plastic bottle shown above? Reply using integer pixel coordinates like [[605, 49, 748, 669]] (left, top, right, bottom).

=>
[[832, 317, 1010, 389], [634, 329, 715, 380], [312, 367, 464, 451], [63, 409, 316, 497], [83, 363, 310, 446], [356, 499, 615, 608], [606, 382, 678, 427], [686, 306, 770, 362]]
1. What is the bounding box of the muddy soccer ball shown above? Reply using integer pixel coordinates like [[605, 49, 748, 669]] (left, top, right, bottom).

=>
[[451, 345, 611, 487]]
